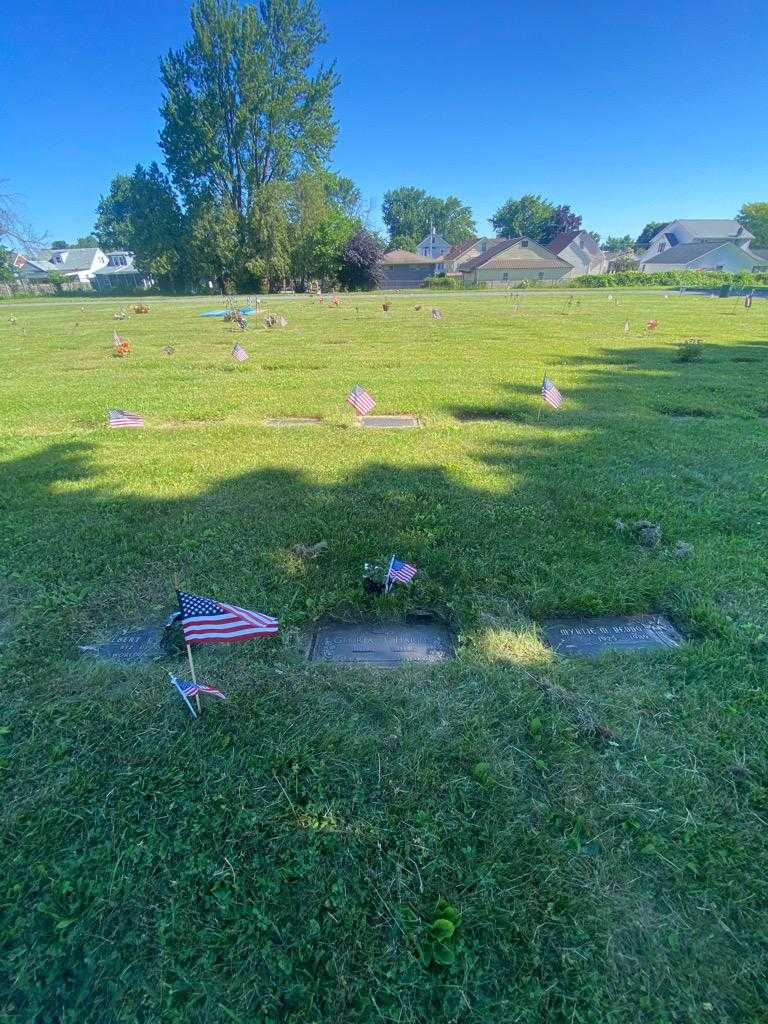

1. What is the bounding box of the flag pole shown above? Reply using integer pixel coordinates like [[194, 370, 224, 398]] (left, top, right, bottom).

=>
[[537, 374, 545, 423], [186, 643, 202, 715], [174, 572, 202, 715], [385, 555, 395, 594]]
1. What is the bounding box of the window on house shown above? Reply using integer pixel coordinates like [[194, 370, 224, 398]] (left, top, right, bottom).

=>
[[538, 272, 544, 279], [502, 272, 508, 281], [521, 239, 529, 247], [716, 265, 724, 271]]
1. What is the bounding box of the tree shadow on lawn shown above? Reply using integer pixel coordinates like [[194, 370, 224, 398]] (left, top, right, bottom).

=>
[[2, 351, 768, 1022]]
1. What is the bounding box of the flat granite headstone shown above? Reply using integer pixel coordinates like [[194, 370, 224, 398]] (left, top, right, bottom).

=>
[[358, 415, 420, 429], [265, 416, 323, 427], [79, 625, 167, 664], [542, 614, 683, 657], [309, 619, 453, 666]]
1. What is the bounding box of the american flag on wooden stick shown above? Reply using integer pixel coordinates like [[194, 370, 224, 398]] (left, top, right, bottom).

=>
[[541, 378, 563, 409], [387, 558, 417, 587], [347, 385, 375, 416], [170, 674, 226, 718], [232, 342, 248, 362], [108, 409, 144, 428], [176, 590, 278, 644]]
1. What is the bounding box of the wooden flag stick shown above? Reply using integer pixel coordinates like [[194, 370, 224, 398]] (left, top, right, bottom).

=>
[[186, 643, 202, 714], [174, 568, 201, 715], [385, 555, 395, 594]]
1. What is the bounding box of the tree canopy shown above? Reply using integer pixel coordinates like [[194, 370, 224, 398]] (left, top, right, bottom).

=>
[[160, 0, 338, 222], [737, 203, 768, 247], [381, 187, 475, 251], [95, 163, 186, 283], [490, 194, 583, 245]]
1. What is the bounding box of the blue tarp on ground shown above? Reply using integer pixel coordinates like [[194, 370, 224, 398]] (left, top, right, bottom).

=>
[[200, 306, 258, 317]]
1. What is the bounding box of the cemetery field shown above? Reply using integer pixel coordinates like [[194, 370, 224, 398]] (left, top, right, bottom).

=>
[[3, 290, 768, 1023]]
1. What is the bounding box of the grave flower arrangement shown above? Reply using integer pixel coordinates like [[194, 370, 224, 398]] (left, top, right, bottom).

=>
[[113, 337, 131, 357], [362, 562, 388, 596], [646, 319, 659, 330]]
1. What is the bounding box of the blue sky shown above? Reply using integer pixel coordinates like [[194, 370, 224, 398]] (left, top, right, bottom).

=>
[[3, 0, 767, 244]]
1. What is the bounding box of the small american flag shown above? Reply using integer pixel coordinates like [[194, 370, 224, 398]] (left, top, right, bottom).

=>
[[232, 342, 248, 362], [347, 385, 375, 416], [541, 378, 562, 409], [387, 557, 417, 589], [108, 409, 144, 428], [431, 308, 442, 320], [113, 330, 126, 346], [177, 590, 278, 645], [171, 674, 226, 718]]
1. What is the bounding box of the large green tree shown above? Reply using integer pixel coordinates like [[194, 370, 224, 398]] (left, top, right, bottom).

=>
[[737, 203, 768, 247], [94, 163, 186, 282], [489, 194, 556, 241], [289, 171, 359, 287], [602, 234, 635, 253], [382, 187, 475, 250], [160, 0, 338, 226]]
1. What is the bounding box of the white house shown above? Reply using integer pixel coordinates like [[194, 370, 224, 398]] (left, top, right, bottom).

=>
[[640, 241, 768, 274], [14, 247, 108, 284], [638, 219, 755, 269], [416, 230, 450, 259], [92, 252, 149, 291], [545, 230, 608, 277]]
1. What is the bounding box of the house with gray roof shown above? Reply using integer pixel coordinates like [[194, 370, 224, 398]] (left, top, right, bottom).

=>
[[14, 246, 108, 284], [638, 219, 759, 271], [92, 252, 149, 291], [640, 241, 768, 274], [545, 230, 608, 277], [379, 249, 437, 289]]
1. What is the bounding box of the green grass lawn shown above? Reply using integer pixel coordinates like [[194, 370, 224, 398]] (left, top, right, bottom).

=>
[[1, 290, 767, 1023]]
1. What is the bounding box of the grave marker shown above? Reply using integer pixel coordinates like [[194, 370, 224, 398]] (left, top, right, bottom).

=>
[[357, 415, 420, 429], [309, 619, 453, 666], [542, 614, 682, 657]]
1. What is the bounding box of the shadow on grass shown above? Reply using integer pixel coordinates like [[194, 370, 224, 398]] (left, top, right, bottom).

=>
[[2, 343, 768, 1022]]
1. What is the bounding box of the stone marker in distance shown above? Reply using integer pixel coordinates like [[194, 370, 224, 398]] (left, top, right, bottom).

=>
[[79, 625, 167, 664], [358, 415, 420, 429], [542, 614, 682, 657], [309, 619, 453, 666]]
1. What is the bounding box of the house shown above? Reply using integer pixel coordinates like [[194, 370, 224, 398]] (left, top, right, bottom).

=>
[[379, 249, 437, 289], [416, 230, 450, 259], [434, 237, 499, 276], [640, 242, 768, 274], [459, 237, 572, 286], [638, 219, 755, 269], [545, 230, 608, 277], [14, 246, 108, 284], [92, 252, 149, 291]]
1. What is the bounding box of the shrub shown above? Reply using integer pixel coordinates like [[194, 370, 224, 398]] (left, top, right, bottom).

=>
[[421, 275, 461, 289], [674, 338, 705, 362]]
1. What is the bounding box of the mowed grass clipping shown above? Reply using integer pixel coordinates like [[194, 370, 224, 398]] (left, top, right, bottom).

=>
[[1, 290, 767, 1023]]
